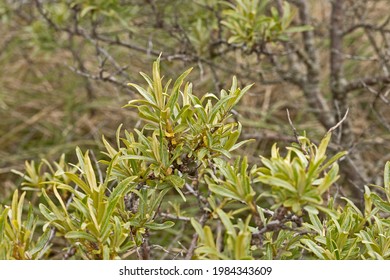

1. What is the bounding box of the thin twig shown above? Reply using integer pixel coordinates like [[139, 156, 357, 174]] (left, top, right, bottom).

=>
[[327, 107, 349, 134], [286, 109, 300, 144]]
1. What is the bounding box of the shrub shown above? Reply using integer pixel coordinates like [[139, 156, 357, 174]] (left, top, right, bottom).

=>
[[1, 59, 390, 260]]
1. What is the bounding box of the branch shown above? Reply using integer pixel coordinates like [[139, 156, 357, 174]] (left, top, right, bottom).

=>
[[330, 0, 344, 96], [342, 15, 390, 36], [344, 75, 390, 93], [291, 0, 335, 129]]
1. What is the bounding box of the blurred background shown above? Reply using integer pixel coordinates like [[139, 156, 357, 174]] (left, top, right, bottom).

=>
[[1, 0, 390, 208]]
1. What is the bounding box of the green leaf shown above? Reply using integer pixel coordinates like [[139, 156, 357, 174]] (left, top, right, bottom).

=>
[[166, 174, 185, 189], [306, 213, 323, 235], [39, 204, 56, 222], [41, 189, 64, 221], [0, 207, 10, 242], [209, 183, 241, 201], [217, 209, 236, 239], [301, 239, 325, 259], [65, 172, 91, 195], [29, 229, 51, 256], [119, 155, 157, 163], [138, 105, 160, 123], [340, 197, 363, 217], [191, 218, 205, 241], [127, 83, 156, 105], [17, 191, 26, 227], [208, 95, 232, 123], [371, 193, 390, 213], [257, 175, 297, 193], [102, 135, 117, 158], [384, 161, 390, 201], [80, 6, 97, 17], [315, 133, 331, 164], [304, 205, 319, 215], [229, 138, 255, 152], [235, 232, 252, 260], [100, 177, 136, 236], [152, 56, 164, 108], [65, 231, 98, 242], [145, 221, 175, 230]]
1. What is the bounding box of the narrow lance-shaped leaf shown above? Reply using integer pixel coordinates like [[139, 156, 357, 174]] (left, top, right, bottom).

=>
[[41, 189, 65, 221], [314, 132, 331, 164], [127, 83, 156, 105], [209, 182, 242, 201], [28, 229, 51, 257], [145, 221, 175, 230], [65, 231, 98, 243], [384, 161, 390, 201], [152, 56, 164, 108], [17, 191, 27, 228], [191, 218, 205, 241], [301, 239, 326, 260], [217, 209, 237, 239]]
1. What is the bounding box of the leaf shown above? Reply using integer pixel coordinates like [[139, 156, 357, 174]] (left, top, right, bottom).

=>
[[314, 133, 331, 164], [145, 221, 175, 230], [384, 161, 390, 201], [257, 175, 297, 193], [301, 239, 325, 260], [127, 83, 156, 105], [317, 163, 340, 194], [194, 104, 207, 123], [235, 232, 252, 260], [230, 139, 255, 152], [11, 190, 18, 226], [17, 191, 26, 227], [168, 67, 193, 111], [152, 56, 164, 108], [119, 155, 157, 164], [80, 5, 97, 17], [65, 231, 98, 243], [208, 95, 232, 123], [102, 176, 136, 233], [53, 186, 67, 214], [191, 218, 205, 241], [304, 205, 319, 215], [166, 174, 185, 188], [371, 193, 390, 213], [103, 245, 110, 260], [39, 204, 56, 222], [29, 229, 51, 256], [138, 105, 160, 123], [209, 183, 242, 201], [0, 207, 10, 242], [41, 189, 64, 221], [340, 197, 363, 217], [102, 135, 117, 158], [65, 172, 91, 195], [305, 213, 323, 235], [217, 209, 237, 239]]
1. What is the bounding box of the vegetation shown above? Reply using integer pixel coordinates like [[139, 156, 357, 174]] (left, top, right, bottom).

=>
[[1, 0, 390, 260]]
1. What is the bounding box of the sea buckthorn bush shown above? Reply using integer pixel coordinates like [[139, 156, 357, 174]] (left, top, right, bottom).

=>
[[2, 59, 390, 260]]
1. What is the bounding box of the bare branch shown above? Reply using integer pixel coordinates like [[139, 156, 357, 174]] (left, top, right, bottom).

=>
[[344, 75, 390, 92]]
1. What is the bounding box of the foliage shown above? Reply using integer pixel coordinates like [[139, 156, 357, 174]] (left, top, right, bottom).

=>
[[2, 59, 390, 260], [222, 0, 312, 49]]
